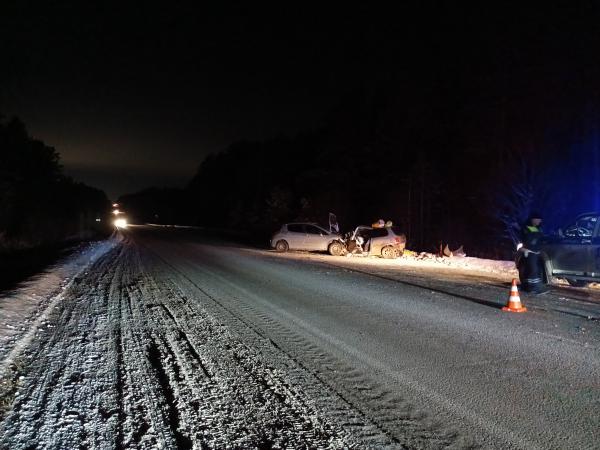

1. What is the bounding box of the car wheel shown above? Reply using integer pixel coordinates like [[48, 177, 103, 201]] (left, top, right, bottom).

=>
[[381, 245, 396, 259], [395, 248, 404, 257], [275, 240, 289, 252], [328, 241, 344, 256], [566, 278, 590, 288]]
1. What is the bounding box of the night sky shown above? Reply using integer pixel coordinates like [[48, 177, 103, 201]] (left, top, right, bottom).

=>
[[2, 2, 599, 200]]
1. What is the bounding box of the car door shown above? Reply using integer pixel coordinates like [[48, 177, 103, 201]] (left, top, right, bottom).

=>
[[368, 228, 389, 255], [303, 224, 328, 251], [548, 214, 598, 276], [588, 216, 600, 278], [355, 227, 373, 252], [285, 224, 306, 250]]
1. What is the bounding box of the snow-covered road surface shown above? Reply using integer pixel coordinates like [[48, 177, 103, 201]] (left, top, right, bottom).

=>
[[1, 225, 599, 449]]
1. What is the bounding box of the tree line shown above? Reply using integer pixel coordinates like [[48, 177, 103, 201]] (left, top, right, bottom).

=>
[[122, 86, 600, 259], [0, 116, 111, 251]]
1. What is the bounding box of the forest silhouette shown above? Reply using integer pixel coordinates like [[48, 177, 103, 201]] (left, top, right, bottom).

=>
[[0, 115, 111, 252], [121, 88, 600, 259]]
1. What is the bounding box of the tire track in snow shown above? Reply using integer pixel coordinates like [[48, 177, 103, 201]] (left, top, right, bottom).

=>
[[132, 246, 364, 448], [141, 240, 421, 448], [1, 246, 125, 449], [146, 337, 193, 450], [4, 232, 457, 449], [162, 252, 460, 449], [174, 243, 552, 449]]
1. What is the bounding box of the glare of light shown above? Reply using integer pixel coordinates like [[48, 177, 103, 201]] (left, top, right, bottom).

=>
[[516, 242, 523, 251], [112, 203, 119, 208], [114, 218, 128, 229], [95, 218, 101, 222], [113, 209, 121, 215]]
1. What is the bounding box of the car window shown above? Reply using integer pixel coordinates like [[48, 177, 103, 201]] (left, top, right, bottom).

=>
[[356, 228, 372, 239], [287, 224, 304, 233], [564, 215, 598, 238], [305, 225, 323, 235], [370, 228, 388, 238]]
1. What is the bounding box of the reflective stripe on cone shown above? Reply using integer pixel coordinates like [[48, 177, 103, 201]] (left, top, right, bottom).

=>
[[502, 279, 527, 313]]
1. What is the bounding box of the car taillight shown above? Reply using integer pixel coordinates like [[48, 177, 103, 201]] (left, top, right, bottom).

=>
[[394, 237, 403, 244]]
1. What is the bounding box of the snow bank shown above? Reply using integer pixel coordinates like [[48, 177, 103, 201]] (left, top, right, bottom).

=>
[[399, 253, 518, 276], [0, 237, 119, 364], [264, 248, 519, 287], [322, 251, 518, 279]]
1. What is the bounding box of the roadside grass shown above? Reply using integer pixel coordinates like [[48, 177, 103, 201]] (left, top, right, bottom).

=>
[[0, 358, 26, 421]]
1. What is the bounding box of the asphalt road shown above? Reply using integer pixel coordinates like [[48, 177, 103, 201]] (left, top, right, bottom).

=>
[[2, 225, 599, 449]]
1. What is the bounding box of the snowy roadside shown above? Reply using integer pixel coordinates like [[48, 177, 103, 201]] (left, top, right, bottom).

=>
[[256, 249, 519, 282], [399, 253, 518, 277], [341, 252, 520, 281], [260, 248, 600, 291], [1, 233, 397, 449], [402, 253, 600, 289], [0, 236, 120, 365]]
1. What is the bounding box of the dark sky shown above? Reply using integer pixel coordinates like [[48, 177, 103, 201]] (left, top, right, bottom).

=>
[[2, 2, 599, 199]]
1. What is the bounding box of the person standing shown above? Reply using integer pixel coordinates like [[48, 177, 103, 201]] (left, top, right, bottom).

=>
[[520, 212, 548, 294]]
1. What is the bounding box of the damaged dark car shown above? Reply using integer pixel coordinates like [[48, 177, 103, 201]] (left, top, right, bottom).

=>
[[517, 212, 600, 288]]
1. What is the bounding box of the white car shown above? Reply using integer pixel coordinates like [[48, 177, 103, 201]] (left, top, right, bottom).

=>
[[271, 223, 344, 255], [346, 225, 406, 258]]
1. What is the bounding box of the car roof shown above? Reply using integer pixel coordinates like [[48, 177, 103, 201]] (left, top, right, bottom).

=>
[[354, 225, 402, 234], [286, 222, 331, 230], [286, 222, 321, 226]]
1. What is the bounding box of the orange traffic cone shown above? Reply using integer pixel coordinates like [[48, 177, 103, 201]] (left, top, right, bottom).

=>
[[502, 279, 527, 313]]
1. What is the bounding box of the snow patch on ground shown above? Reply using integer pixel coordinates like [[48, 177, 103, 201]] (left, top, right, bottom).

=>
[[268, 249, 519, 282], [398, 252, 597, 288], [399, 253, 518, 276], [0, 237, 119, 364]]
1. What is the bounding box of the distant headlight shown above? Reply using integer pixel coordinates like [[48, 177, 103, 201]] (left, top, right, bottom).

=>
[[114, 218, 128, 229]]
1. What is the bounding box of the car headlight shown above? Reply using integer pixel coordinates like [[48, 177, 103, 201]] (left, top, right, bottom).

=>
[[114, 218, 128, 229]]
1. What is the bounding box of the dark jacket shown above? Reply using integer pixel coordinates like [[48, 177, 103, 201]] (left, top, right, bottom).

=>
[[522, 224, 544, 251]]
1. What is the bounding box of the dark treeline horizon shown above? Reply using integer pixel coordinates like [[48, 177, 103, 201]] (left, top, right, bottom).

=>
[[0, 115, 112, 251], [1, 5, 600, 262], [120, 77, 600, 258]]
